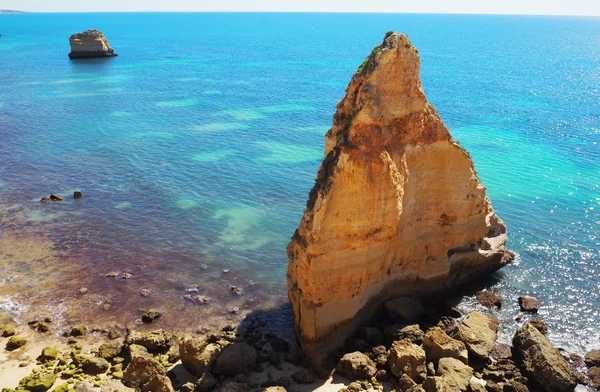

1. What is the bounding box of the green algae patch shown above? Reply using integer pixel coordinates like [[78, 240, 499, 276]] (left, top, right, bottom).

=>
[[18, 372, 56, 392], [38, 347, 59, 363]]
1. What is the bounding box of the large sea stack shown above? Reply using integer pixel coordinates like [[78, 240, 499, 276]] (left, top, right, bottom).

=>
[[68, 29, 117, 59], [286, 32, 513, 370]]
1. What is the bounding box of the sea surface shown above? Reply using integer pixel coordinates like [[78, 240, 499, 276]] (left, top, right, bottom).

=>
[[0, 13, 599, 354]]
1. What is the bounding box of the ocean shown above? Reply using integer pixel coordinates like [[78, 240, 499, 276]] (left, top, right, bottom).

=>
[[0, 12, 599, 354]]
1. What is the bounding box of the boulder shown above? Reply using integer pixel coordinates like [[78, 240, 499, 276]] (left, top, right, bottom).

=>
[[423, 327, 468, 364], [142, 375, 175, 392], [49, 194, 63, 201], [336, 351, 377, 380], [122, 356, 166, 389], [286, 31, 512, 369], [388, 339, 426, 382], [436, 357, 474, 391], [125, 344, 152, 361], [141, 309, 162, 323], [384, 324, 424, 345], [489, 343, 512, 361], [17, 372, 56, 392], [422, 376, 447, 392], [518, 296, 539, 313], [98, 341, 124, 360], [38, 346, 59, 363], [75, 355, 110, 374], [74, 191, 84, 199], [6, 336, 27, 350], [384, 297, 427, 323], [359, 326, 385, 346], [454, 312, 499, 360], [585, 349, 600, 368], [126, 329, 175, 351], [475, 291, 502, 309], [179, 337, 221, 376], [588, 367, 600, 389], [512, 321, 577, 392], [212, 342, 257, 376], [68, 29, 118, 59]]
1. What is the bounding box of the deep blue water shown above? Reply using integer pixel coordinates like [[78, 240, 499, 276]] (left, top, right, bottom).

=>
[[0, 13, 599, 353]]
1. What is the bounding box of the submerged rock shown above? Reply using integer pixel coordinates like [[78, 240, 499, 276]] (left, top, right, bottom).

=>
[[286, 31, 512, 369], [68, 29, 118, 59]]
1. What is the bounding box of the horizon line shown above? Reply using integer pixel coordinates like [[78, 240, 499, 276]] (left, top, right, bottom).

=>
[[2, 10, 600, 17]]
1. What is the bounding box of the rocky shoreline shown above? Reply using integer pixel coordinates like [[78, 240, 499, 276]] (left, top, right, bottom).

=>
[[0, 290, 598, 392]]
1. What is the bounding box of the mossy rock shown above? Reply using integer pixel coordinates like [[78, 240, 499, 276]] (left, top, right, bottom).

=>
[[38, 346, 59, 363], [69, 325, 86, 337], [6, 336, 27, 351], [18, 372, 56, 392], [108, 329, 122, 340], [1, 326, 16, 337], [52, 384, 70, 392]]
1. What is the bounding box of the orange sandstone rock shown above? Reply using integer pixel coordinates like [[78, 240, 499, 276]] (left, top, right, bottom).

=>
[[286, 32, 512, 371]]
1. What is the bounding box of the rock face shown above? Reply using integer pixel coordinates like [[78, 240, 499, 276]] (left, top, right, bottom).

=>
[[286, 31, 512, 369], [68, 29, 118, 59]]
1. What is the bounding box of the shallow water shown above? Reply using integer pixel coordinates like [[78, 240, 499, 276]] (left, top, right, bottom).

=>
[[0, 13, 599, 352]]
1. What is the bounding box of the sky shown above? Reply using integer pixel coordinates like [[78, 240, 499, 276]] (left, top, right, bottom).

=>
[[2, 0, 600, 15]]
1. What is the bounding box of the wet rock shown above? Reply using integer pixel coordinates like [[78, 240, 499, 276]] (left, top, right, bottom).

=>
[[69, 324, 87, 337], [76, 354, 110, 374], [518, 296, 539, 313], [142, 374, 175, 392], [529, 319, 548, 335], [101, 379, 135, 392], [121, 272, 133, 279], [195, 373, 218, 392], [336, 351, 377, 380], [38, 346, 59, 363], [292, 369, 314, 384], [384, 297, 427, 323], [436, 357, 473, 391], [454, 312, 499, 360], [360, 326, 384, 346], [213, 342, 257, 376], [126, 329, 174, 352], [74, 191, 84, 199], [18, 372, 56, 392], [475, 291, 502, 309], [388, 339, 426, 382], [98, 341, 124, 360], [142, 309, 162, 323], [423, 327, 468, 365], [6, 336, 27, 350], [512, 321, 576, 392], [490, 343, 512, 361], [1, 326, 16, 337], [179, 337, 221, 377], [41, 196, 49, 202], [123, 356, 166, 389], [50, 194, 63, 201], [588, 367, 600, 389], [567, 353, 585, 367], [585, 350, 600, 368], [230, 286, 242, 295]]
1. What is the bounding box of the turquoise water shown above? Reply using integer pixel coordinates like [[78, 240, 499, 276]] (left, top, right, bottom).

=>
[[0, 13, 599, 352]]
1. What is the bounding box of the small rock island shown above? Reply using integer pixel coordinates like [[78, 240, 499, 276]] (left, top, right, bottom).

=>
[[68, 29, 118, 59]]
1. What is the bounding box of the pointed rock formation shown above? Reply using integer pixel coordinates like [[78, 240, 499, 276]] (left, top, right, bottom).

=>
[[68, 29, 118, 59], [286, 32, 512, 370]]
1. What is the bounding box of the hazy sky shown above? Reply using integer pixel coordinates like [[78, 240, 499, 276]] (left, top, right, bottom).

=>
[[3, 0, 600, 15]]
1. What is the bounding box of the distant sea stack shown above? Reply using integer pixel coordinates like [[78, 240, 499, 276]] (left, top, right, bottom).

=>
[[68, 29, 117, 59], [286, 32, 513, 370]]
